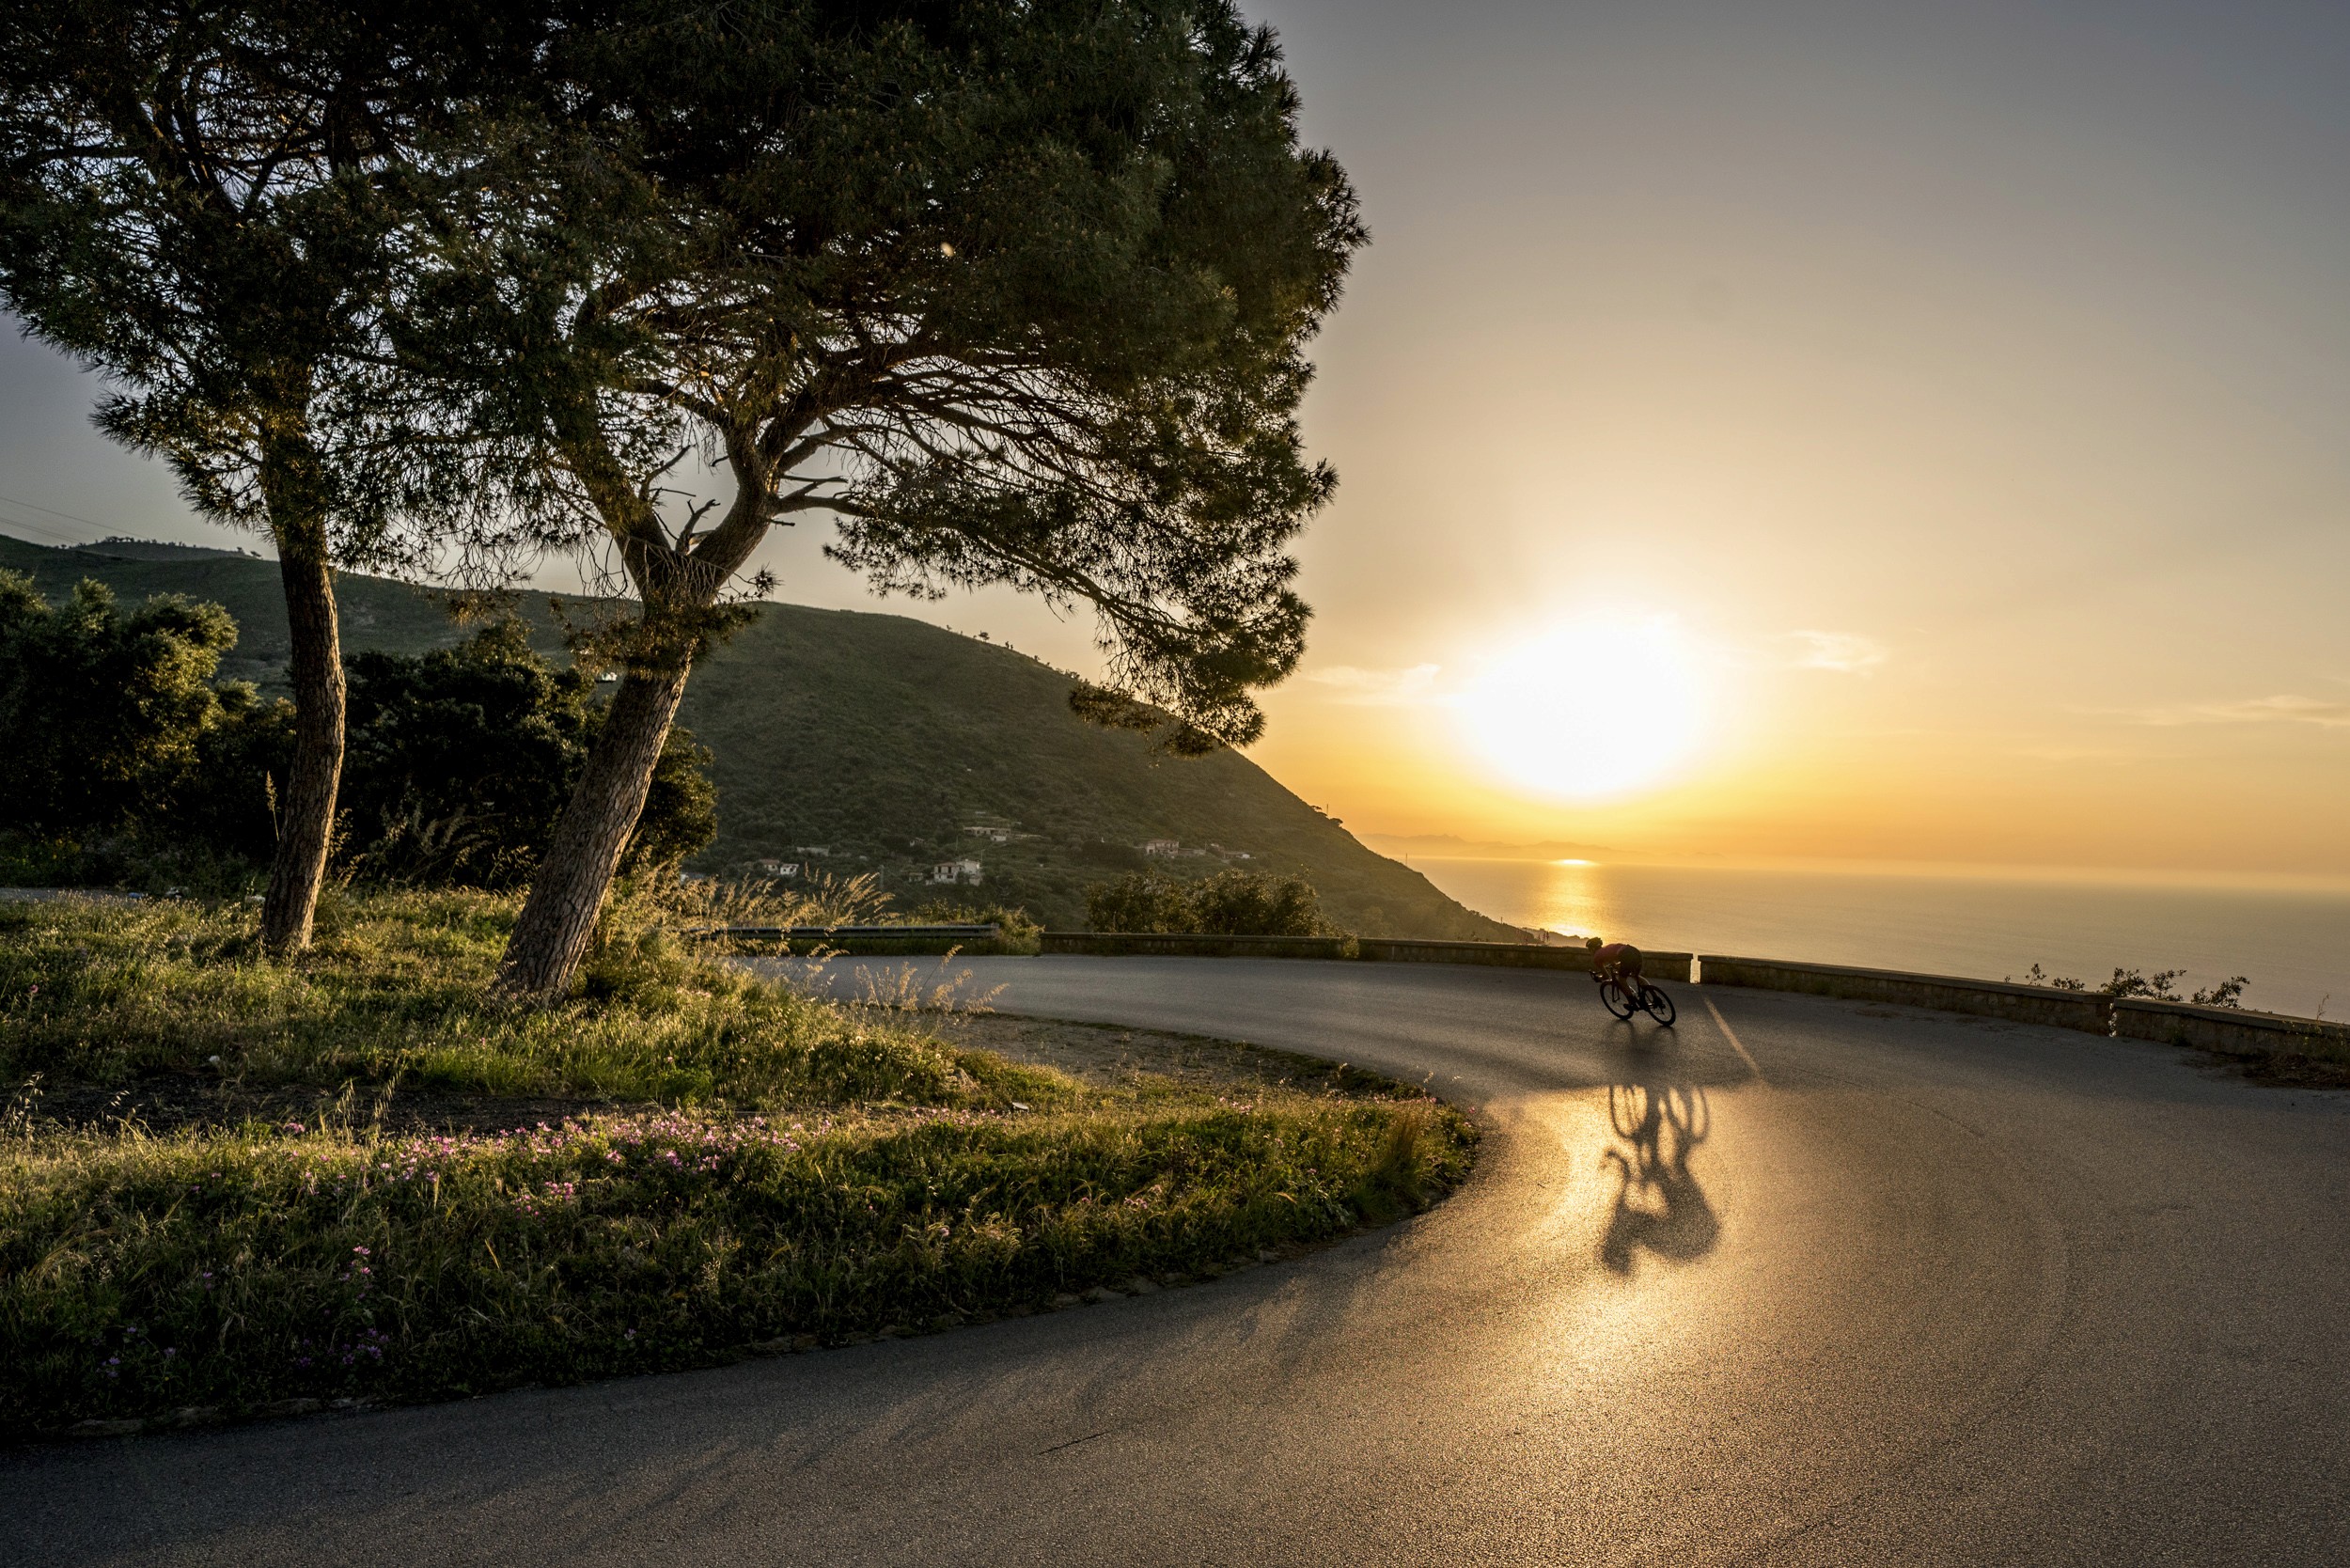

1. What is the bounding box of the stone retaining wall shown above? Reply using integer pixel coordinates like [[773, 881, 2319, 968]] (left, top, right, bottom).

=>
[[1697, 955, 2113, 1034], [1035, 937, 2340, 1062], [1039, 933, 1695, 979], [2112, 997, 2350, 1062], [1355, 939, 1692, 981]]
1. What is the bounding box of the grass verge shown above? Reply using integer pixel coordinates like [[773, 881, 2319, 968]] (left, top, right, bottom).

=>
[[0, 892, 1472, 1439], [0, 887, 1027, 1106]]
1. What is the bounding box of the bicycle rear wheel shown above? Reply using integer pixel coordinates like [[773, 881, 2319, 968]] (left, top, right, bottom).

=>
[[1640, 984, 1677, 1027], [1600, 980, 1637, 1019]]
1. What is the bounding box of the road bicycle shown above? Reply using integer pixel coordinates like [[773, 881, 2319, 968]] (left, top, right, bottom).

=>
[[1596, 970, 1677, 1027]]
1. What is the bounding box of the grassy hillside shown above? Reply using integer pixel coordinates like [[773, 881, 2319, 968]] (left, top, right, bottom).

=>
[[1, 534, 1520, 937]]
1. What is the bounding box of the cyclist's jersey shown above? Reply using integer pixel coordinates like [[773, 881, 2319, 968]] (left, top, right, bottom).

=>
[[1594, 942, 1643, 980]]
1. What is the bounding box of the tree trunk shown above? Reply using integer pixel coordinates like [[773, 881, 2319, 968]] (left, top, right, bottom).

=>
[[495, 658, 693, 996], [259, 506, 345, 955]]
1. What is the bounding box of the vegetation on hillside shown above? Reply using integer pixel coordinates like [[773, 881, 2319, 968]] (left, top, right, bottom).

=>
[[0, 536, 483, 693], [1087, 869, 1332, 936], [682, 605, 1524, 938], [339, 622, 714, 887], [0, 893, 1471, 1436], [0, 574, 277, 854], [0, 1, 577, 955], [3, 538, 1522, 940], [0, 571, 713, 897]]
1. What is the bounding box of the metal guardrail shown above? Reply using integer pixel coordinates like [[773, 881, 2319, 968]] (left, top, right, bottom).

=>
[[692, 923, 1009, 954], [696, 923, 1002, 941]]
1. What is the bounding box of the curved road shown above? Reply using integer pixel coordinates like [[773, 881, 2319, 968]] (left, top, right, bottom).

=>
[[7, 958, 2349, 1565]]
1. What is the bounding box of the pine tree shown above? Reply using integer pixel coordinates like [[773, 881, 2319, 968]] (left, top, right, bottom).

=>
[[0, 2, 557, 949], [401, 0, 1365, 995]]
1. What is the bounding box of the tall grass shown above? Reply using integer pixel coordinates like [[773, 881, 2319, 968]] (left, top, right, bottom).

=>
[[1, 1093, 1465, 1435], [0, 888, 1041, 1106], [0, 890, 1474, 1435], [662, 867, 895, 932]]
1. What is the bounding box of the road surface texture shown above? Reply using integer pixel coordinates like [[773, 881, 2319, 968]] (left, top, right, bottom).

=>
[[6, 956, 2347, 1565]]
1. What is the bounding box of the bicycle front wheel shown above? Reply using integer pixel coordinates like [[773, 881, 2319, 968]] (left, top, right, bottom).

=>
[[1600, 980, 1637, 1019], [1640, 984, 1677, 1027]]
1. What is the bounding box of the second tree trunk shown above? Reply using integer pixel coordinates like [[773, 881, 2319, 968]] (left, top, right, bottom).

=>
[[259, 531, 345, 954], [495, 660, 694, 996]]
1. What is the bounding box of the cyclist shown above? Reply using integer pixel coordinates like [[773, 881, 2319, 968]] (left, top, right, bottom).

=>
[[1589, 938, 1674, 1024], [1593, 941, 1644, 993]]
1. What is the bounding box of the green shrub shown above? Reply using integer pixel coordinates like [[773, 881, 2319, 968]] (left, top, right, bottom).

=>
[[338, 620, 714, 886], [902, 898, 1042, 952], [0, 581, 716, 891], [1085, 868, 1332, 935], [2013, 963, 2251, 1008], [0, 573, 255, 839]]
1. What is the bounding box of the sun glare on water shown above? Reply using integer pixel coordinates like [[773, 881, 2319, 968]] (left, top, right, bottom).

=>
[[1458, 618, 1708, 800]]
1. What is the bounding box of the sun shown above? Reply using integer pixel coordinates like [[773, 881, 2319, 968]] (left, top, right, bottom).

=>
[[1457, 617, 1708, 800]]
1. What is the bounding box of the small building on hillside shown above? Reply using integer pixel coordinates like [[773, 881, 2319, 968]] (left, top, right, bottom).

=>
[[963, 823, 1014, 842], [1141, 839, 1181, 857], [752, 859, 802, 881], [930, 859, 983, 886]]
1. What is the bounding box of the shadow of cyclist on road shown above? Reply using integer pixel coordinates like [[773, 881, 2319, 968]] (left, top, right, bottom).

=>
[[1597, 1079, 1718, 1275]]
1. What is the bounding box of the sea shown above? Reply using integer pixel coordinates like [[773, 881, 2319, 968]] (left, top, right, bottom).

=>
[[1405, 858, 2350, 1021]]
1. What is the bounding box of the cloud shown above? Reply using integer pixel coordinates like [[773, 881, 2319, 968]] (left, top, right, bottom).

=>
[[1788, 631, 1888, 673], [1306, 663, 1442, 706], [2129, 694, 2350, 729]]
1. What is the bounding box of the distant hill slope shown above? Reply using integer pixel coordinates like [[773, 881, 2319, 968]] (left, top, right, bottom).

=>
[[2, 534, 1520, 938], [0, 533, 488, 691]]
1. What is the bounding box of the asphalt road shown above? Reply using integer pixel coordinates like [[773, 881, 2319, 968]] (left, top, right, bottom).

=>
[[8, 957, 2348, 1566]]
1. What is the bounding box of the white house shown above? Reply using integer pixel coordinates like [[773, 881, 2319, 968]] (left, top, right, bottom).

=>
[[752, 859, 802, 881], [1141, 839, 1181, 857], [930, 859, 984, 885]]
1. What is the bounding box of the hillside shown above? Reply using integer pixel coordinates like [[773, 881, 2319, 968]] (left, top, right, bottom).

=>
[[0, 534, 497, 692], [1, 534, 1521, 938]]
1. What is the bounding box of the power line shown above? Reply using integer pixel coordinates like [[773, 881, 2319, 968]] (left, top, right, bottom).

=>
[[0, 510, 88, 546], [0, 492, 256, 555], [0, 491, 116, 532]]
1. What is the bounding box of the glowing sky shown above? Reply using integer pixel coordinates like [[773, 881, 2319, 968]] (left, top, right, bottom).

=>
[[6, 1, 2349, 880]]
